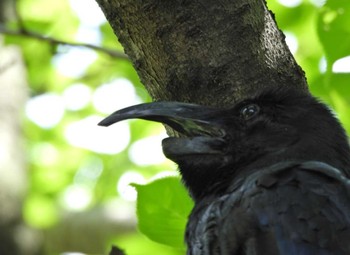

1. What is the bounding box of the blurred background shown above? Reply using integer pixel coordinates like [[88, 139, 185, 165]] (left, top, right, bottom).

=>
[[0, 0, 349, 254]]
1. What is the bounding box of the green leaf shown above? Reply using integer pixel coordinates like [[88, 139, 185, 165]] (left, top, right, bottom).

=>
[[326, 73, 350, 134], [111, 233, 184, 255], [132, 176, 194, 249], [317, 0, 350, 64], [310, 72, 350, 134]]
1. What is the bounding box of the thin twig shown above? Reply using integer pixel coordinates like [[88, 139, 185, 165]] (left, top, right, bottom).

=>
[[0, 25, 129, 60]]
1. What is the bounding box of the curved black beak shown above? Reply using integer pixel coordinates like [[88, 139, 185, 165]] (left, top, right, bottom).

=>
[[98, 102, 227, 137], [98, 102, 229, 161]]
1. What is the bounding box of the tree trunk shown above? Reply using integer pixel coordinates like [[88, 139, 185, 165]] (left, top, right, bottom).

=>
[[0, 1, 42, 254], [95, 0, 308, 106], [0, 41, 42, 255]]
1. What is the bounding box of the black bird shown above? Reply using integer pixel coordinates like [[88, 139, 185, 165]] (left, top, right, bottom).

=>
[[99, 87, 350, 255]]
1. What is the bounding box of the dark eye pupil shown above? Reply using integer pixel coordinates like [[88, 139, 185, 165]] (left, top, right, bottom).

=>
[[241, 104, 259, 120]]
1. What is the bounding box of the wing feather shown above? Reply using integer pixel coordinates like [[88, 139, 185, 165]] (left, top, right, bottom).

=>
[[186, 161, 350, 255]]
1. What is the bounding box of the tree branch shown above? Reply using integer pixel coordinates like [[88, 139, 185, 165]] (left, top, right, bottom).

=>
[[0, 25, 129, 60]]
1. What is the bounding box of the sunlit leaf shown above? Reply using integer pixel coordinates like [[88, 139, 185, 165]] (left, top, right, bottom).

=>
[[132, 176, 193, 249], [324, 73, 350, 133], [317, 0, 350, 64], [110, 233, 184, 255]]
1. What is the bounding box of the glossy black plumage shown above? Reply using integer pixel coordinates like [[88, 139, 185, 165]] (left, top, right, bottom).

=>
[[186, 161, 350, 255], [99, 87, 350, 254]]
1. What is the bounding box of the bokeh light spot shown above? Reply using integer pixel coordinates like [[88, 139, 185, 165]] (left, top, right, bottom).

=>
[[117, 171, 145, 201], [129, 132, 168, 166], [333, 56, 350, 73], [93, 78, 142, 114], [62, 83, 92, 111], [26, 93, 65, 129], [64, 115, 130, 154], [60, 185, 92, 211], [277, 0, 302, 8]]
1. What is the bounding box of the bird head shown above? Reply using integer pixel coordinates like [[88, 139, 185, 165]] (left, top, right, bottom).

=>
[[99, 88, 350, 200]]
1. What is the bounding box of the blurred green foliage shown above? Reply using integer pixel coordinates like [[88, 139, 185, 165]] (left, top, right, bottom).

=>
[[269, 0, 350, 132], [1, 0, 350, 254]]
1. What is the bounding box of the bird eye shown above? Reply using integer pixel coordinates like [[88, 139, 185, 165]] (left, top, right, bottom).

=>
[[240, 104, 260, 120]]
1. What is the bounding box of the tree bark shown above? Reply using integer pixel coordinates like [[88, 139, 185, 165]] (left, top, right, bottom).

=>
[[95, 0, 308, 106]]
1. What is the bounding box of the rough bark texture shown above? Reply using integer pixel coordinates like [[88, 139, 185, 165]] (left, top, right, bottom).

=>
[[96, 0, 308, 107]]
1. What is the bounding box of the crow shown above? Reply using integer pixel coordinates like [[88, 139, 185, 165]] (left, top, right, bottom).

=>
[[99, 87, 350, 254]]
